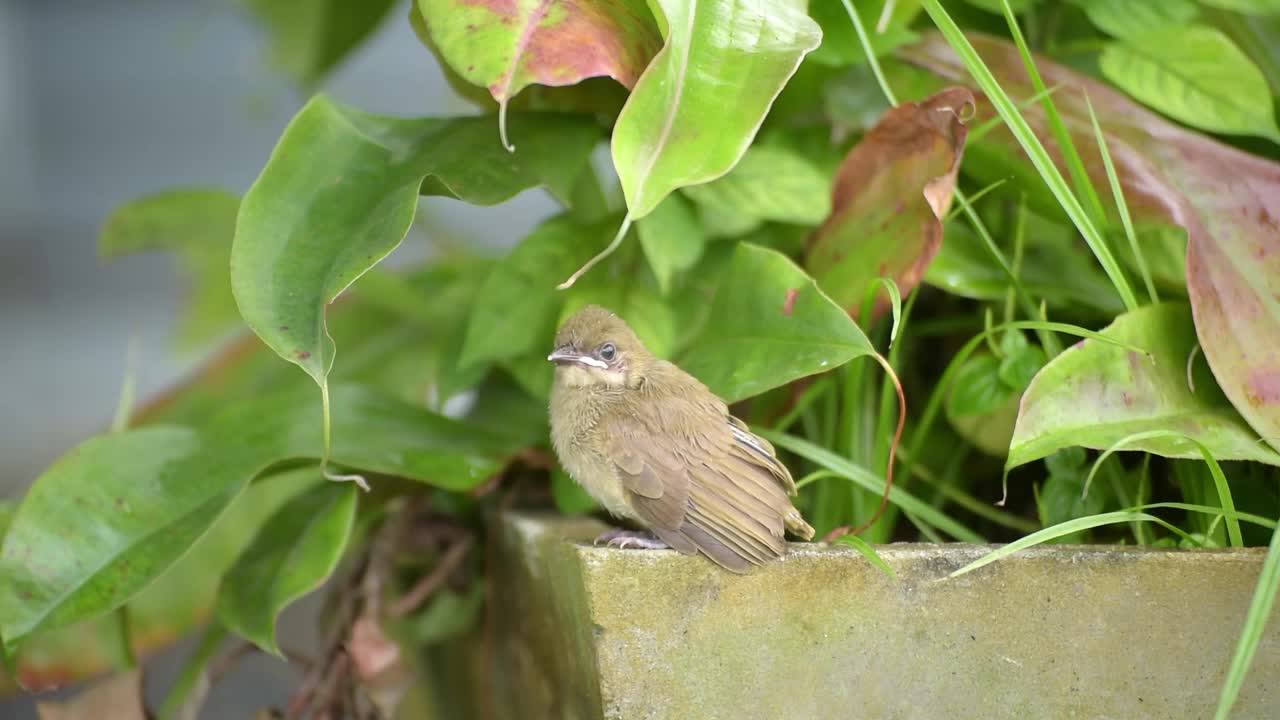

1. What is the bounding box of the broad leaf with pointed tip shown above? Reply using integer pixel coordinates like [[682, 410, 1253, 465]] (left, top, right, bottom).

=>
[[611, 0, 822, 219], [1099, 25, 1280, 142], [1069, 0, 1198, 39], [1010, 303, 1280, 469], [898, 31, 1280, 455], [414, 0, 660, 148], [99, 188, 241, 349], [0, 385, 511, 650], [680, 243, 874, 403], [217, 483, 358, 654], [232, 95, 599, 392], [807, 86, 974, 319], [682, 144, 832, 228]]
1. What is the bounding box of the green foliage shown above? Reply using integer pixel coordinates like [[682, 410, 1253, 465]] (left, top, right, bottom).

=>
[[1099, 25, 1280, 141], [9, 0, 1280, 707], [217, 483, 358, 654]]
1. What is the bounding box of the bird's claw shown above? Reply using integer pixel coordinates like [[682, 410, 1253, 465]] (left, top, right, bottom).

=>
[[593, 529, 670, 551]]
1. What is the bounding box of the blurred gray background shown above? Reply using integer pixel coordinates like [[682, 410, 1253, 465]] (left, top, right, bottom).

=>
[[0, 0, 554, 715]]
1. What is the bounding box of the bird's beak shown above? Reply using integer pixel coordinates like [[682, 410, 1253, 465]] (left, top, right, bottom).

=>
[[547, 348, 607, 368]]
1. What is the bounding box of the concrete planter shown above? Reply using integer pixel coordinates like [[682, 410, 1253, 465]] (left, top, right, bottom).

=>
[[478, 512, 1280, 720]]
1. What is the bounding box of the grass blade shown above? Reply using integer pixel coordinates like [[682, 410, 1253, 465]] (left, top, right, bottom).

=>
[[759, 429, 986, 543], [1000, 0, 1108, 229], [1084, 93, 1159, 304], [949, 512, 1201, 579], [1215, 521, 1280, 720], [1081, 430, 1243, 548], [918, 0, 1140, 311], [837, 535, 897, 579]]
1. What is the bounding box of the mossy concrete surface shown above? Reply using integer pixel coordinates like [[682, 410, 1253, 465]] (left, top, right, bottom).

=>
[[491, 511, 1280, 720]]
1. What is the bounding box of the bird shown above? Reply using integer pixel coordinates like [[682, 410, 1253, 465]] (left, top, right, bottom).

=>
[[547, 304, 815, 573]]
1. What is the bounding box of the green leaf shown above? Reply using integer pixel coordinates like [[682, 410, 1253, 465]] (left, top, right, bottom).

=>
[[945, 351, 1022, 457], [1099, 25, 1280, 141], [997, 330, 1047, 390], [611, 0, 821, 218], [551, 469, 598, 515], [680, 243, 874, 403], [948, 353, 1012, 418], [682, 145, 832, 227], [0, 385, 509, 650], [1069, 0, 1199, 39], [636, 193, 704, 295], [807, 86, 973, 318], [1036, 450, 1106, 543], [1201, 0, 1280, 15], [1009, 303, 1280, 469], [0, 427, 235, 651], [897, 33, 1280, 455], [243, 0, 399, 86], [414, 0, 660, 150], [925, 221, 1126, 315], [809, 0, 920, 68], [460, 214, 613, 369], [231, 95, 598, 435], [99, 189, 242, 349], [217, 483, 358, 654]]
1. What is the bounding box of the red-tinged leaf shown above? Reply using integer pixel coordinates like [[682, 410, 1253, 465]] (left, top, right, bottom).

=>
[[898, 32, 1280, 452], [415, 0, 661, 149], [35, 669, 146, 720], [806, 86, 975, 319]]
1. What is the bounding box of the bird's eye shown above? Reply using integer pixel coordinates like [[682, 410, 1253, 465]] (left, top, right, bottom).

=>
[[599, 343, 617, 361]]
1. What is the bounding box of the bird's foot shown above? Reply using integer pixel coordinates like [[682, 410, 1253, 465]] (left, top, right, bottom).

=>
[[593, 529, 670, 550]]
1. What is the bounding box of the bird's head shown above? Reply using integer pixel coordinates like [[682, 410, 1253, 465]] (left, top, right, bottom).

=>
[[548, 305, 652, 390]]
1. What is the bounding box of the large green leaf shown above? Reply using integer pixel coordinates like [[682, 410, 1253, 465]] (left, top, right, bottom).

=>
[[682, 144, 832, 228], [1009, 303, 1280, 468], [1069, 0, 1199, 39], [232, 95, 599, 392], [217, 483, 357, 654], [680, 243, 874, 403], [636, 193, 704, 295], [0, 385, 510, 650], [242, 0, 399, 86], [459, 214, 611, 369], [611, 0, 822, 218], [0, 427, 227, 652], [99, 189, 242, 349], [415, 0, 660, 149], [898, 32, 1280, 454], [7, 470, 315, 692], [1099, 25, 1280, 141], [1201, 0, 1280, 14], [807, 86, 973, 318]]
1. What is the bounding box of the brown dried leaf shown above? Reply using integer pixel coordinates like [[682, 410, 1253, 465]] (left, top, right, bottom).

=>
[[807, 86, 975, 320]]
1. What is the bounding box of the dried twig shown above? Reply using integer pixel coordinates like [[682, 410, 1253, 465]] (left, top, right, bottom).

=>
[[388, 533, 475, 618]]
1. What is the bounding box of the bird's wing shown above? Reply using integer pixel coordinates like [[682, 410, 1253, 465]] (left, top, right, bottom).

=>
[[604, 394, 799, 573]]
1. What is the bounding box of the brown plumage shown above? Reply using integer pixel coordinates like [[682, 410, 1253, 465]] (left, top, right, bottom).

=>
[[548, 304, 814, 573]]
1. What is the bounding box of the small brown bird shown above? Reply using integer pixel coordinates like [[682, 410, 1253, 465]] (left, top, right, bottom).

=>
[[548, 304, 815, 573]]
